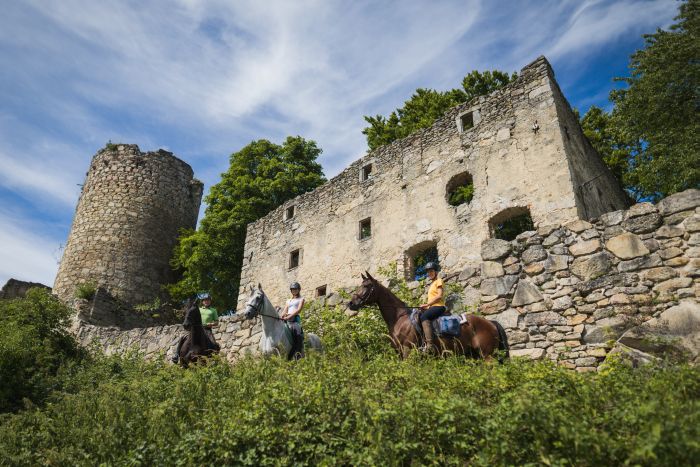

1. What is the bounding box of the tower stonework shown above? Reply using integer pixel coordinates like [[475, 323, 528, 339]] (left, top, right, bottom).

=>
[[54, 144, 203, 309], [237, 56, 630, 309]]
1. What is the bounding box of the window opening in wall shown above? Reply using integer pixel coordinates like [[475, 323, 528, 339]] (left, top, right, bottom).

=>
[[460, 112, 474, 131], [285, 205, 295, 220], [316, 285, 327, 297], [361, 163, 373, 181], [359, 218, 372, 240], [445, 171, 474, 206], [489, 207, 534, 241], [288, 249, 300, 269], [405, 241, 439, 281]]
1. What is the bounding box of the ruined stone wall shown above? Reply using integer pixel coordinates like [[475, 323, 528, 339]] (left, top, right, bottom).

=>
[[54, 145, 203, 311], [238, 56, 628, 310], [73, 313, 263, 363], [454, 189, 699, 369], [0, 279, 50, 299]]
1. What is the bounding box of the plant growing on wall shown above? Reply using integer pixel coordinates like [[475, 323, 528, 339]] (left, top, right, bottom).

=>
[[447, 182, 474, 206], [168, 137, 326, 309]]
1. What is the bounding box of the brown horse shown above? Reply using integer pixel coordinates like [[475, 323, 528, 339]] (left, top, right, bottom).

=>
[[347, 271, 509, 361], [177, 298, 221, 367]]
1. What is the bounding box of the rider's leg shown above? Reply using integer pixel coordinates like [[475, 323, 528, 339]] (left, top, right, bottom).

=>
[[289, 322, 304, 360], [419, 306, 447, 354], [171, 335, 186, 363]]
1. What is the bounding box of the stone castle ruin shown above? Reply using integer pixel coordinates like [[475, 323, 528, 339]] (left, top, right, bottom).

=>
[[50, 56, 699, 368], [237, 57, 629, 309], [54, 145, 203, 325]]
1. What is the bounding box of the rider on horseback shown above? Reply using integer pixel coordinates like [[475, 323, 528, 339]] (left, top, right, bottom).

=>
[[171, 292, 219, 363], [280, 282, 305, 360], [419, 262, 447, 353]]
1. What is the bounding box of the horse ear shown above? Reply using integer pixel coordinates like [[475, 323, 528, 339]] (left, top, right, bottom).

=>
[[365, 270, 375, 281], [249, 284, 254, 294], [258, 283, 262, 291], [360, 272, 367, 280]]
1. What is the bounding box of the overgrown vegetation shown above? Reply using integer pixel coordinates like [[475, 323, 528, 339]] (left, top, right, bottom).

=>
[[492, 213, 535, 241], [362, 70, 516, 150], [1, 287, 699, 465], [448, 182, 475, 206], [0, 289, 84, 412], [74, 281, 97, 300]]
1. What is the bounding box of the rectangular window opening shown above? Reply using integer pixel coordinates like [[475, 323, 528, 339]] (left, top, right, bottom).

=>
[[361, 163, 373, 181], [359, 218, 372, 240], [288, 249, 300, 269], [316, 285, 327, 297], [285, 205, 295, 220], [460, 112, 474, 132]]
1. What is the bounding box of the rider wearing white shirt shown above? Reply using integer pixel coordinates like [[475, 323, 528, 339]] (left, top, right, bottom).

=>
[[281, 282, 305, 360]]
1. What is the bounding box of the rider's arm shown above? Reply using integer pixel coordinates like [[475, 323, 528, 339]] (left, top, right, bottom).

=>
[[280, 301, 289, 318], [286, 298, 304, 319]]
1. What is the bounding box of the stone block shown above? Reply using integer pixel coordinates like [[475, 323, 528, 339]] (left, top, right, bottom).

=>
[[653, 277, 693, 293], [684, 215, 700, 232], [480, 298, 508, 314], [508, 330, 529, 344], [480, 275, 518, 297], [491, 308, 520, 329], [564, 219, 593, 233], [510, 348, 545, 359], [512, 280, 544, 306], [522, 245, 547, 264], [658, 247, 683, 260], [655, 224, 685, 239], [481, 261, 505, 278], [571, 252, 613, 280], [657, 189, 700, 216], [481, 239, 512, 261], [617, 253, 662, 272], [599, 210, 625, 227], [524, 311, 566, 326], [569, 239, 601, 257], [458, 267, 478, 281], [626, 202, 657, 218], [544, 254, 569, 272], [582, 316, 630, 344], [621, 212, 662, 234], [641, 267, 678, 282], [605, 232, 649, 260]]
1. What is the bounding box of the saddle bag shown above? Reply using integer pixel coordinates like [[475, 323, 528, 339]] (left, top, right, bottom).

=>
[[435, 315, 461, 337]]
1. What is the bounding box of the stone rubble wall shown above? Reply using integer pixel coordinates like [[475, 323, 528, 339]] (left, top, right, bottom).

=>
[[0, 278, 51, 299], [54, 144, 203, 312], [453, 189, 699, 370], [73, 313, 263, 363]]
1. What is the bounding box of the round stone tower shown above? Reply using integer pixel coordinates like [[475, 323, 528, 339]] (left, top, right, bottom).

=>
[[54, 144, 203, 307]]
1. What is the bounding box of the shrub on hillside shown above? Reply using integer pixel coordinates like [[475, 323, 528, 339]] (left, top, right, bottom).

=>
[[0, 353, 697, 465], [0, 288, 83, 412]]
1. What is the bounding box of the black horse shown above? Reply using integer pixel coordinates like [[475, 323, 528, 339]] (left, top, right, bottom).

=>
[[175, 298, 220, 367]]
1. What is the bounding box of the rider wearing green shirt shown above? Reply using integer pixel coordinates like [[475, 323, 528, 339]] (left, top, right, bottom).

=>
[[171, 292, 219, 363]]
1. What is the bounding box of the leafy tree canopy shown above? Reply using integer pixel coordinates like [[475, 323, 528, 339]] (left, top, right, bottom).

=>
[[582, 0, 699, 201], [362, 70, 516, 150], [168, 137, 326, 309]]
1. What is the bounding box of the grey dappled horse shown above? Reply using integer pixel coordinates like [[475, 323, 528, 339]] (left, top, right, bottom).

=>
[[243, 284, 322, 359]]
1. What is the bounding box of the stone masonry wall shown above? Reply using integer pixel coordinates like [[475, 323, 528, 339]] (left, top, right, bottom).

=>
[[456, 189, 699, 370], [238, 56, 628, 311], [54, 144, 203, 312], [73, 313, 263, 363]]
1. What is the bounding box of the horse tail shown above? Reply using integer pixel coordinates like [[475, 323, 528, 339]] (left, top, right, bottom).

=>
[[491, 320, 509, 363]]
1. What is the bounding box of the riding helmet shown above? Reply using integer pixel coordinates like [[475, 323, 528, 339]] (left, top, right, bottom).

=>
[[289, 282, 301, 290], [198, 292, 212, 300], [424, 262, 440, 272]]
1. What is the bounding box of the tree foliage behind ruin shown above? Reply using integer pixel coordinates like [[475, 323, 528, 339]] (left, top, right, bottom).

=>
[[362, 70, 516, 150], [168, 137, 326, 309], [581, 0, 699, 201]]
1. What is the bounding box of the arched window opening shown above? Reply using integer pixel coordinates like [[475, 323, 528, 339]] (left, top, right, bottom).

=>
[[445, 172, 474, 207], [404, 241, 439, 281], [489, 207, 534, 241]]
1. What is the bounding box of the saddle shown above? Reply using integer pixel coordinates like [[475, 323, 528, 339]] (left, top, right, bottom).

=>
[[408, 309, 464, 338]]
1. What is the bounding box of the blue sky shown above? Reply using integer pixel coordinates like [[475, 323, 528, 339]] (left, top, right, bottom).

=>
[[0, 0, 679, 287]]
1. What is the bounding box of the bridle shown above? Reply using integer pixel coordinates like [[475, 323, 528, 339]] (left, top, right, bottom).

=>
[[246, 291, 287, 322]]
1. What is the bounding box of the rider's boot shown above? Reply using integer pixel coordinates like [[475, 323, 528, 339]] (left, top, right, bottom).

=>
[[171, 336, 185, 363], [421, 320, 436, 355]]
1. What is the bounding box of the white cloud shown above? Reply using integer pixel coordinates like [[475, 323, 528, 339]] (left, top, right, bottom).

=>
[[0, 208, 62, 287]]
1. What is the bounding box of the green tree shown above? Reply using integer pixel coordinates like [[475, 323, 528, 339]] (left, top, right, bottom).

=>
[[609, 0, 700, 199], [168, 137, 326, 309], [362, 70, 516, 150]]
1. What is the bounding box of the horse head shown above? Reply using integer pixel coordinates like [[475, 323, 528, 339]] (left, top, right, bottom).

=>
[[182, 297, 202, 330], [244, 283, 265, 320], [348, 270, 379, 311]]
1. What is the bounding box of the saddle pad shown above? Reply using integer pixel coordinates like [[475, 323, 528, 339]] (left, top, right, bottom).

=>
[[435, 315, 461, 337]]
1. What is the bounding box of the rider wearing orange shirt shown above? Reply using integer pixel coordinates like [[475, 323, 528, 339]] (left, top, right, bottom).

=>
[[419, 262, 447, 353]]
